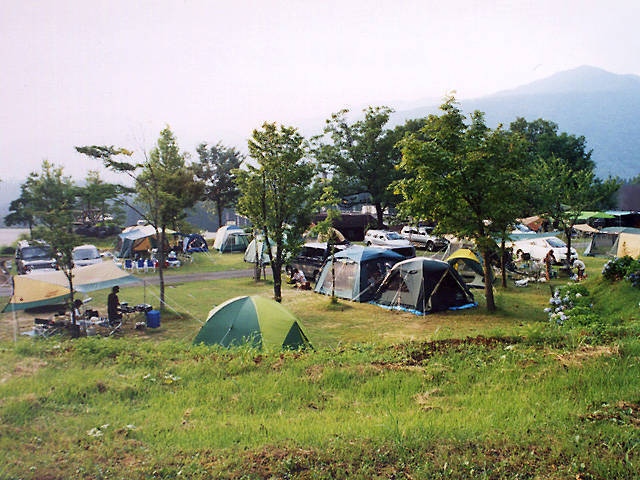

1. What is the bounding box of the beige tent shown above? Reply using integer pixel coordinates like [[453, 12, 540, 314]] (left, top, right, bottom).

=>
[[3, 261, 140, 312], [615, 232, 640, 259]]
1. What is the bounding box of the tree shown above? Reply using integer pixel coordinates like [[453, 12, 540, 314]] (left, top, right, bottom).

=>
[[76, 170, 126, 228], [135, 127, 203, 308], [19, 161, 82, 332], [395, 97, 528, 312], [313, 106, 401, 228], [235, 122, 316, 302], [310, 185, 342, 303], [192, 142, 244, 229], [77, 128, 202, 309], [532, 157, 621, 265], [4, 183, 36, 237]]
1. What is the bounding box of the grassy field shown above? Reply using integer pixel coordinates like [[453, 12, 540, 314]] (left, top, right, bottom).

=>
[[1, 253, 639, 479]]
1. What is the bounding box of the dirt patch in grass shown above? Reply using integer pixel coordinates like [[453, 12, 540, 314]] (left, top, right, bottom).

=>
[[583, 400, 640, 428], [379, 335, 523, 367], [554, 344, 619, 367]]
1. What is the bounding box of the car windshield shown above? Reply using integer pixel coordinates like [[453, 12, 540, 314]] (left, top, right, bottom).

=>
[[22, 246, 51, 260], [386, 232, 404, 240], [546, 237, 566, 248], [73, 248, 99, 260]]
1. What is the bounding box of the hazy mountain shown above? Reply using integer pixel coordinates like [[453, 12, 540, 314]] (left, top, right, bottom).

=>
[[392, 66, 640, 180]]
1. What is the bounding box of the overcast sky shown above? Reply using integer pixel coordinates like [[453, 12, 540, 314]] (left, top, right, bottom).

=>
[[1, 0, 638, 182]]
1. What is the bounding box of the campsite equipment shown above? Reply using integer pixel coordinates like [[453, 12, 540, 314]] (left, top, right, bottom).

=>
[[446, 248, 490, 289], [314, 245, 404, 302], [3, 261, 140, 312], [194, 295, 312, 350], [375, 257, 476, 315], [146, 310, 161, 328], [212, 225, 250, 253]]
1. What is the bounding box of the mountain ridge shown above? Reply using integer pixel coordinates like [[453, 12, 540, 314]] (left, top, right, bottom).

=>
[[392, 66, 640, 180]]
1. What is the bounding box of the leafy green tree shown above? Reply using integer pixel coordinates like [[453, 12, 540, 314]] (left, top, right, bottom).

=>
[[76, 170, 126, 227], [313, 106, 401, 228], [310, 185, 343, 303], [235, 122, 316, 302], [77, 128, 202, 309], [19, 161, 82, 330], [4, 184, 36, 237], [395, 97, 527, 312], [136, 127, 203, 307], [533, 157, 621, 265], [192, 142, 243, 228]]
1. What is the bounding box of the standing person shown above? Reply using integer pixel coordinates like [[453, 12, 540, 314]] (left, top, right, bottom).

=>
[[544, 250, 556, 281], [107, 286, 122, 325]]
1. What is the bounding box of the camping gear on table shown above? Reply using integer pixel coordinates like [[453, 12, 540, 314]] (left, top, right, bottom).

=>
[[375, 257, 477, 315], [194, 295, 312, 350]]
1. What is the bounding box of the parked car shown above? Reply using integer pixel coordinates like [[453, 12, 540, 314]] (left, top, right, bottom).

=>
[[364, 230, 416, 258], [509, 236, 578, 264], [400, 226, 449, 251], [285, 242, 348, 283], [72, 244, 102, 267], [15, 240, 58, 274]]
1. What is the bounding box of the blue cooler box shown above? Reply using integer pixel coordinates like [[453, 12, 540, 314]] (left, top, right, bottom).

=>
[[146, 310, 161, 328]]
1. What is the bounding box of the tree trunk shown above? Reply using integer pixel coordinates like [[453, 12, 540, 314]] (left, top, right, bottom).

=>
[[375, 202, 385, 228], [481, 247, 496, 312], [216, 201, 223, 231], [158, 227, 166, 309]]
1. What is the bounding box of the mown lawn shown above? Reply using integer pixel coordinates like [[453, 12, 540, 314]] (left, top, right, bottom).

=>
[[1, 255, 639, 479]]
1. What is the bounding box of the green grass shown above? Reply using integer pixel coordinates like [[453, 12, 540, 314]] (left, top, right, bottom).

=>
[[1, 255, 639, 478]]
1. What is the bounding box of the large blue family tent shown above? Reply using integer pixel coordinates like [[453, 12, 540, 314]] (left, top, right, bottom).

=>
[[314, 246, 404, 302], [375, 257, 476, 315]]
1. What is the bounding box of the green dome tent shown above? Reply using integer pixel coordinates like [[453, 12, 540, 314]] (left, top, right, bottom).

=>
[[194, 295, 312, 350]]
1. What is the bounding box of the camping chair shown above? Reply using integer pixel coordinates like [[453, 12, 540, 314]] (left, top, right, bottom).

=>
[[136, 258, 147, 273], [146, 258, 157, 272], [124, 259, 134, 272]]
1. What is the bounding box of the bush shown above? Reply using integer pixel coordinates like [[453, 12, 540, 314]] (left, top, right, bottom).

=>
[[602, 256, 640, 289], [544, 284, 595, 326]]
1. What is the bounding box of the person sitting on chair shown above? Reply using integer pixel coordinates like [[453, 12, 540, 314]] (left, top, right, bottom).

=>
[[107, 286, 122, 325]]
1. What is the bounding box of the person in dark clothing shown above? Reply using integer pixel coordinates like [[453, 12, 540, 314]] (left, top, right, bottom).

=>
[[107, 286, 122, 324]]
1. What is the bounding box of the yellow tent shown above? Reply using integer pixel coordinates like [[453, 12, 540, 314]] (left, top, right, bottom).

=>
[[616, 233, 640, 259]]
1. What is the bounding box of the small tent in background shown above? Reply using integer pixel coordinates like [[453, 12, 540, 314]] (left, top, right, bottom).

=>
[[314, 246, 404, 302], [244, 235, 276, 265], [615, 231, 640, 258], [584, 227, 640, 257], [375, 257, 476, 315], [181, 233, 208, 253], [212, 225, 250, 253], [193, 295, 312, 350], [446, 248, 489, 289], [116, 224, 172, 258]]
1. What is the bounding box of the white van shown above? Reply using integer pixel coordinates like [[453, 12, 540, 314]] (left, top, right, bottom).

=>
[[72, 244, 102, 267]]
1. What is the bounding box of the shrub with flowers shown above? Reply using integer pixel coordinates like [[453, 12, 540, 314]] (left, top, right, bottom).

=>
[[545, 284, 596, 327], [602, 256, 640, 286]]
